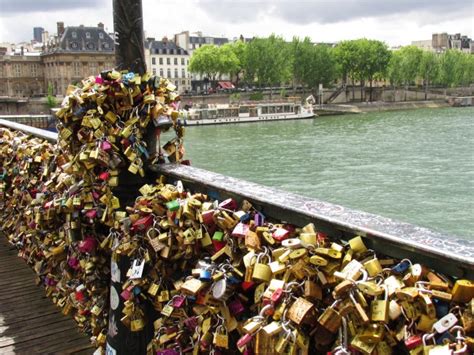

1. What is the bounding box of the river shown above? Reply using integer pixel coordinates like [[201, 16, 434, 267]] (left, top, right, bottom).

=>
[[180, 107, 474, 238]]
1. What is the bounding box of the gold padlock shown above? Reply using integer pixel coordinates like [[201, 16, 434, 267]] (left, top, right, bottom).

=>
[[364, 257, 383, 277], [317, 302, 342, 333], [359, 323, 385, 344], [371, 286, 389, 323], [452, 280, 474, 303], [287, 297, 315, 325], [252, 253, 272, 283]]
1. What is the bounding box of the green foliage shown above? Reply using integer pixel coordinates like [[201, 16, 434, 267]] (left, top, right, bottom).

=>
[[438, 49, 472, 87], [46, 83, 56, 108], [229, 92, 241, 102], [249, 92, 264, 101], [244, 34, 290, 88], [419, 51, 440, 87], [304, 44, 337, 91], [280, 88, 287, 97], [188, 45, 220, 80], [388, 46, 423, 87]]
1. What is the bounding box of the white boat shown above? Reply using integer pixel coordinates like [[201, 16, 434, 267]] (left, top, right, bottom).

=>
[[182, 98, 316, 126]]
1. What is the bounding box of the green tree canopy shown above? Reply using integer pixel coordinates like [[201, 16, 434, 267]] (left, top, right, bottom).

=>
[[188, 44, 220, 80]]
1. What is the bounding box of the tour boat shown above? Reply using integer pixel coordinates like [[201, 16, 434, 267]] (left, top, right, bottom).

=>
[[182, 98, 316, 126]]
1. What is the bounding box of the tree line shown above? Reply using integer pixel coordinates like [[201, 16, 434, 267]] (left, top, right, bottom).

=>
[[188, 35, 474, 101]]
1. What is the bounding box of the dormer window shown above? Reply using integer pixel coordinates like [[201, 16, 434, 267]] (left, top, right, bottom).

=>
[[72, 31, 77, 39], [86, 32, 91, 39], [99, 32, 104, 39]]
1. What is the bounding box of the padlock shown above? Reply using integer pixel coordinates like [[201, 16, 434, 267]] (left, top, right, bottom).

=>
[[371, 285, 389, 323], [262, 321, 282, 336], [351, 334, 377, 354], [348, 236, 367, 253], [452, 280, 474, 303], [359, 323, 385, 344], [252, 253, 272, 283], [213, 325, 229, 348], [432, 313, 458, 333], [363, 257, 383, 277], [287, 297, 315, 325], [317, 301, 342, 333]]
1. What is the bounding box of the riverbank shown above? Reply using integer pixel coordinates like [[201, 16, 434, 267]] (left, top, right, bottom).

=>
[[316, 100, 452, 116]]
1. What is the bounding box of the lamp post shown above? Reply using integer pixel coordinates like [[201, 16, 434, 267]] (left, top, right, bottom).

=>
[[106, 2, 153, 355]]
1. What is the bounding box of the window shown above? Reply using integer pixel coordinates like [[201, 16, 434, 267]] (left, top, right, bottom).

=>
[[174, 58, 178, 65], [72, 31, 77, 39], [152, 57, 156, 65], [86, 32, 91, 39], [167, 58, 170, 65], [89, 62, 98, 74], [174, 69, 178, 78], [152, 68, 156, 75], [13, 64, 21, 77], [30, 64, 38, 76], [181, 69, 185, 77], [182, 80, 186, 85], [86, 42, 95, 50], [167, 69, 171, 78], [159, 58, 163, 65], [160, 69, 163, 77], [99, 32, 104, 39], [181, 58, 185, 65]]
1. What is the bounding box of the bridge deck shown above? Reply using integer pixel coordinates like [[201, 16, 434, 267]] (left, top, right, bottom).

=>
[[0, 237, 93, 355]]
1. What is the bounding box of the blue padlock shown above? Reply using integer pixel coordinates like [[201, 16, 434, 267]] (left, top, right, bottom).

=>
[[240, 213, 251, 223], [391, 259, 411, 274], [133, 286, 141, 296], [433, 299, 450, 318], [227, 275, 241, 285], [435, 331, 455, 345], [199, 269, 212, 282]]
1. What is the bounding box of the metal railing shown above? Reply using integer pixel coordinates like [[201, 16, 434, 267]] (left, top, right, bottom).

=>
[[1, 118, 473, 278]]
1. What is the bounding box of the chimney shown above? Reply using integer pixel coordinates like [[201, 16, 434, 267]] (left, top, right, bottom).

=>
[[20, 46, 24, 56], [162, 36, 168, 44], [98, 22, 104, 30], [57, 22, 65, 36]]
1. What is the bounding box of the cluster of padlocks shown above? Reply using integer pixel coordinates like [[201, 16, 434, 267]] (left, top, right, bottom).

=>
[[1, 70, 474, 354]]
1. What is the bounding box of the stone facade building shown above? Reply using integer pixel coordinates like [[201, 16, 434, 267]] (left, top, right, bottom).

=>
[[42, 22, 115, 95], [0, 22, 115, 99], [0, 50, 43, 97], [145, 38, 191, 93]]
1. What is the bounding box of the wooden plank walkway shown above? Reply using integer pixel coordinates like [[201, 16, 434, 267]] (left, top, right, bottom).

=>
[[0, 237, 93, 354]]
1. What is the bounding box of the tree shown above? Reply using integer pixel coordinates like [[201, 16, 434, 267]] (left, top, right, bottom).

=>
[[244, 34, 290, 97], [303, 44, 337, 98], [290, 37, 314, 94], [188, 45, 220, 82], [46, 83, 56, 108], [357, 39, 391, 101], [226, 40, 247, 86], [438, 49, 468, 88], [216, 44, 240, 80], [334, 40, 360, 100], [419, 51, 440, 99], [388, 45, 423, 100]]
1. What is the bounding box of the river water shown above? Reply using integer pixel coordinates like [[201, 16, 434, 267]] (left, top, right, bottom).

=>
[[181, 107, 474, 238]]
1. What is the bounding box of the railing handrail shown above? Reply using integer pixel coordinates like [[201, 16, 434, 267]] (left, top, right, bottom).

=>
[[2, 119, 473, 278]]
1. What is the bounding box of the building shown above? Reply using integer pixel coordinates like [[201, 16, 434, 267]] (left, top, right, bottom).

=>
[[411, 40, 433, 52], [42, 22, 115, 95], [174, 31, 229, 57], [145, 38, 191, 93], [174, 31, 232, 92], [0, 50, 43, 97], [432, 33, 473, 53], [33, 27, 44, 43]]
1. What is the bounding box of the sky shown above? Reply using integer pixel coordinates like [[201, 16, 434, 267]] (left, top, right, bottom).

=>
[[0, 0, 472, 46]]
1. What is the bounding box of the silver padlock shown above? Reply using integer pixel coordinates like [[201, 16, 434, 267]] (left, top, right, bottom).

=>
[[432, 313, 458, 333]]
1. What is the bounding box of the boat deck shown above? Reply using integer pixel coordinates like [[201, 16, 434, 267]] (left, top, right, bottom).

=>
[[0, 237, 93, 355]]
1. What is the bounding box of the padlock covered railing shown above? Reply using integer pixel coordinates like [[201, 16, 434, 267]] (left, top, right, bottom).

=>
[[1, 118, 473, 279]]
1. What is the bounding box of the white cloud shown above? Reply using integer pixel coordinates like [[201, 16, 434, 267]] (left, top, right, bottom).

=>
[[0, 0, 472, 46]]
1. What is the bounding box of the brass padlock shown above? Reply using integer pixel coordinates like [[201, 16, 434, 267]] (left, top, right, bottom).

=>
[[317, 301, 342, 333], [364, 257, 383, 277], [287, 297, 315, 325], [359, 323, 385, 344], [252, 253, 272, 283], [371, 285, 389, 323], [213, 325, 229, 348]]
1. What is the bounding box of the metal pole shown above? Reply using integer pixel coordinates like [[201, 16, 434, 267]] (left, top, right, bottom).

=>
[[107, 2, 153, 355], [113, 0, 146, 75]]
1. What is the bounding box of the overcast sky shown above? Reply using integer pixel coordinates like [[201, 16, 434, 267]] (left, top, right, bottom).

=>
[[0, 0, 472, 46]]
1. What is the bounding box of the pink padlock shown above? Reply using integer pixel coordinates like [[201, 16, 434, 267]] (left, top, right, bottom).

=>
[[219, 198, 237, 211], [78, 237, 97, 254], [237, 333, 253, 348], [228, 299, 245, 315], [232, 222, 249, 238]]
